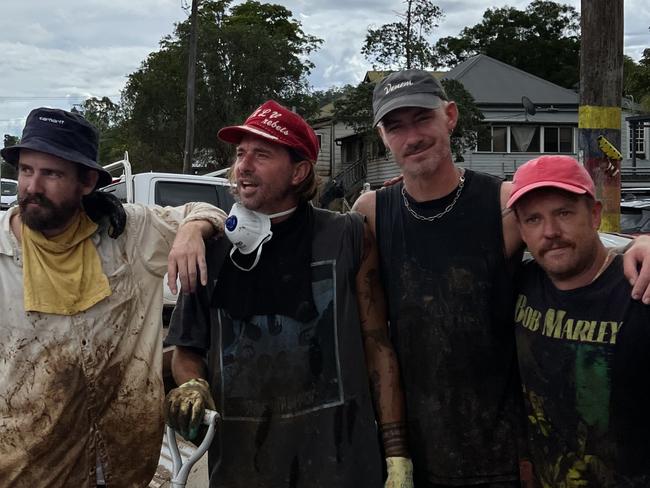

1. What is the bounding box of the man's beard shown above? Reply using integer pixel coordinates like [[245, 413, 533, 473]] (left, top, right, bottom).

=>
[[18, 193, 81, 232]]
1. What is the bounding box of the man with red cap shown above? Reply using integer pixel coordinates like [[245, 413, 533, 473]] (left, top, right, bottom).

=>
[[164, 100, 410, 487], [508, 155, 650, 487]]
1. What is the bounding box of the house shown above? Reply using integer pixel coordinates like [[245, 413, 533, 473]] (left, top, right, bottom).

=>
[[355, 55, 650, 188]]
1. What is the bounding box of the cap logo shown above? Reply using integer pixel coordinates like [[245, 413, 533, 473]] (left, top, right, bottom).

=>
[[250, 107, 290, 136], [384, 81, 413, 95], [38, 116, 64, 125]]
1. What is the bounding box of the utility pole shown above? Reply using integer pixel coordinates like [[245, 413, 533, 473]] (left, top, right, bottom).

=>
[[579, 0, 624, 231], [182, 0, 200, 174]]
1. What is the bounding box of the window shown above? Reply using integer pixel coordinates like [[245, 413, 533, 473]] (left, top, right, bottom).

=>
[[629, 124, 646, 159], [154, 181, 234, 212], [510, 126, 540, 152], [478, 126, 507, 152], [543, 127, 573, 153], [1, 180, 17, 196], [477, 124, 574, 153]]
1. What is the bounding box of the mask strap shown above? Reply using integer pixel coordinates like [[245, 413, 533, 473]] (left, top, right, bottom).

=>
[[267, 206, 297, 220], [229, 233, 272, 272]]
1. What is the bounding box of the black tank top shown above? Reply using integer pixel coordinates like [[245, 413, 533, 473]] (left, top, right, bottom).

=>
[[376, 169, 522, 485]]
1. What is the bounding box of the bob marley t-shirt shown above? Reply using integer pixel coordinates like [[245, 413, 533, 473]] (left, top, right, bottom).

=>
[[515, 256, 650, 487]]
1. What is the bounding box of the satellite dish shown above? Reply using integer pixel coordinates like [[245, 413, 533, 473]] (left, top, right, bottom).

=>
[[522, 96, 537, 117]]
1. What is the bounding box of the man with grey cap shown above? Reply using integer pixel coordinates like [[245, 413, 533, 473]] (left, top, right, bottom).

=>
[[0, 107, 226, 487], [353, 70, 650, 487]]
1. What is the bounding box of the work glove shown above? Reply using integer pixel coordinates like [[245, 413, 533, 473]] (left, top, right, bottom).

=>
[[83, 191, 126, 238], [385, 457, 413, 488], [164, 378, 216, 441]]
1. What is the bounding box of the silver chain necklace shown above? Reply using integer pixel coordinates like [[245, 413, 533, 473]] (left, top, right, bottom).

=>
[[401, 173, 466, 222]]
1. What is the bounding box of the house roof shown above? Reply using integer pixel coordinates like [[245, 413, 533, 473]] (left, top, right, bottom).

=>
[[443, 54, 578, 106]]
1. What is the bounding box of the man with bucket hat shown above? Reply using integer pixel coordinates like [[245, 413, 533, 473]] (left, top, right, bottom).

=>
[[508, 155, 650, 487], [0, 107, 226, 486], [164, 100, 410, 487], [353, 69, 650, 487]]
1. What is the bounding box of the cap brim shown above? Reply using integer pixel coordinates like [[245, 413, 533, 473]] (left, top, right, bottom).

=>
[[218, 125, 279, 145], [373, 93, 444, 126], [506, 181, 589, 208], [0, 138, 112, 189]]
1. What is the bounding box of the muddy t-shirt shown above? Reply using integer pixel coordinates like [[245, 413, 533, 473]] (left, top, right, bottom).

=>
[[167, 207, 383, 488], [375, 170, 523, 486], [515, 256, 650, 487]]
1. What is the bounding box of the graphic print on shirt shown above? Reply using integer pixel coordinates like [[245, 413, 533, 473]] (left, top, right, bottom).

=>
[[218, 260, 343, 420], [514, 292, 622, 488]]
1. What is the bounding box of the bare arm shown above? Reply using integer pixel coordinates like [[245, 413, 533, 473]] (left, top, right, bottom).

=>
[[171, 345, 207, 386], [355, 218, 409, 458], [500, 181, 524, 258]]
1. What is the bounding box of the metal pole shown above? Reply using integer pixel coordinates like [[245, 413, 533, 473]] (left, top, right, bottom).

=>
[[579, 0, 624, 232], [182, 0, 200, 174]]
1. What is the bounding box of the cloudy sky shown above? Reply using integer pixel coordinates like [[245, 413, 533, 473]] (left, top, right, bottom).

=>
[[1, 0, 648, 137]]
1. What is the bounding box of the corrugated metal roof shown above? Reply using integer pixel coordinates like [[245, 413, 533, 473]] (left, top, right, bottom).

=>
[[444, 55, 579, 106]]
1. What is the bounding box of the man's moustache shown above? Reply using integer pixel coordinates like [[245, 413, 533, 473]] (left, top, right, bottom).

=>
[[18, 194, 54, 208]]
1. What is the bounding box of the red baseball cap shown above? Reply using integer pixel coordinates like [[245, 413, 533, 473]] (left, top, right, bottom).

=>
[[217, 100, 320, 163], [506, 155, 595, 208]]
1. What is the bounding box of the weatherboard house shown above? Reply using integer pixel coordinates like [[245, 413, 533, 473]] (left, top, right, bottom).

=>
[[316, 54, 650, 206]]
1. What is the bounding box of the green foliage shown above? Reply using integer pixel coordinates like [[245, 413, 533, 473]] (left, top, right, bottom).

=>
[[119, 0, 322, 172], [435, 0, 580, 88], [441, 79, 485, 162], [625, 48, 650, 111], [1, 134, 19, 178], [74, 97, 127, 166], [332, 83, 375, 134], [362, 0, 443, 70]]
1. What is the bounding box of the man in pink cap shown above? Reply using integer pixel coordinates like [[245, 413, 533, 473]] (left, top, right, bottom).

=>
[[508, 155, 650, 487], [163, 100, 410, 487]]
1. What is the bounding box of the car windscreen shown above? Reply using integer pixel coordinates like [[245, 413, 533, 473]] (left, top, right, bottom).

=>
[[155, 181, 233, 212], [1, 181, 17, 196]]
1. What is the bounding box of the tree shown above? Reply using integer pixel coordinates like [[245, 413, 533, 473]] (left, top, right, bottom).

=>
[[436, 1, 580, 89], [75, 97, 126, 165], [624, 47, 650, 110], [120, 0, 322, 172], [1, 135, 19, 179], [362, 0, 443, 70], [442, 79, 485, 162]]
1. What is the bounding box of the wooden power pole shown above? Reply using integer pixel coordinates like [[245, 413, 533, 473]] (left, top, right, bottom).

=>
[[579, 0, 624, 231], [182, 0, 200, 174]]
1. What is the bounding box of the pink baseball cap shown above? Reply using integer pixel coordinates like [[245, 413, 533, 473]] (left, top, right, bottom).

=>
[[507, 155, 596, 208], [217, 100, 320, 162]]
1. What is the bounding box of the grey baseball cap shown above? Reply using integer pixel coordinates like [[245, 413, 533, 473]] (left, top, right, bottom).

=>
[[372, 69, 448, 126]]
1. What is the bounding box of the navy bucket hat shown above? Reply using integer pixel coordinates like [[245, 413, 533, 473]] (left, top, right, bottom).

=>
[[0, 107, 112, 188]]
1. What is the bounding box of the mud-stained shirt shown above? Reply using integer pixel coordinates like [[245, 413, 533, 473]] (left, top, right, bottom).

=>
[[375, 170, 523, 486], [0, 203, 225, 488], [166, 208, 384, 488], [515, 256, 650, 487]]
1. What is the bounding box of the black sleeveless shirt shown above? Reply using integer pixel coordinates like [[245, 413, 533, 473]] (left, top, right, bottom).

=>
[[376, 169, 522, 485]]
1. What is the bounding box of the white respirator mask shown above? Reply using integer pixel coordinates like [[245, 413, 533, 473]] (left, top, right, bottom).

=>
[[224, 202, 296, 271]]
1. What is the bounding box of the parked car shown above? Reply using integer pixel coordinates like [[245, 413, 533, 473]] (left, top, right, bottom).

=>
[[0, 178, 18, 210], [620, 199, 650, 236]]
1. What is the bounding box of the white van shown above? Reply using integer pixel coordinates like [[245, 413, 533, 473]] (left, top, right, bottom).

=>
[[1, 178, 18, 210]]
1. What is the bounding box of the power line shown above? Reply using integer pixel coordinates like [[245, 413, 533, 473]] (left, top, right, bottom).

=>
[[0, 95, 120, 101]]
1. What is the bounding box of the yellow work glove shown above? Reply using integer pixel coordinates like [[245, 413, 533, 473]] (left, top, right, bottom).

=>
[[385, 457, 413, 488], [164, 378, 216, 440]]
